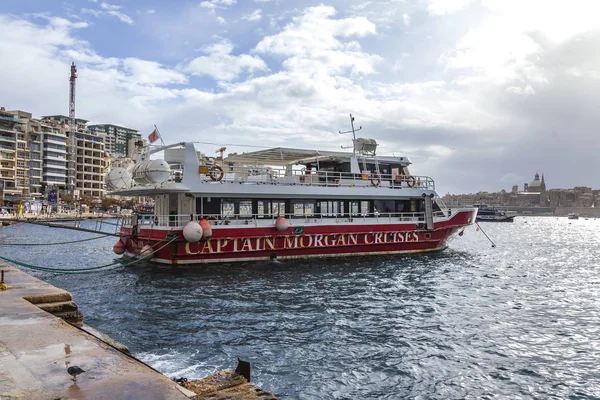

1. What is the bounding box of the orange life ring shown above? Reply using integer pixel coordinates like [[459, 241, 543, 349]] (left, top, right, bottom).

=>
[[370, 173, 381, 187], [405, 175, 416, 188], [209, 165, 224, 181]]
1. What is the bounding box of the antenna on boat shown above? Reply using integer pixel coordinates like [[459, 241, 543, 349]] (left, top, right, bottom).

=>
[[339, 114, 362, 156]]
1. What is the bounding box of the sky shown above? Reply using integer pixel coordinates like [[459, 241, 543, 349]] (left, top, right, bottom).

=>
[[1, 0, 599, 194]]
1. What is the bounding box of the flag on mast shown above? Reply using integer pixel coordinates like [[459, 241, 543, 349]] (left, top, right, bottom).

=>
[[148, 128, 159, 143]]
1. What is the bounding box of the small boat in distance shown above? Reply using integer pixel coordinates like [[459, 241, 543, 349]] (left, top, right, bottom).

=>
[[474, 204, 516, 222], [567, 213, 579, 220]]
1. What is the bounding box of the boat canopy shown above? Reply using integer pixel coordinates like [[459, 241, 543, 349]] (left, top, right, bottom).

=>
[[223, 147, 411, 167], [224, 147, 352, 166]]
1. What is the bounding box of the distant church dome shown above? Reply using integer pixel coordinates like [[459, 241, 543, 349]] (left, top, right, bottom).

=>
[[527, 172, 546, 193]]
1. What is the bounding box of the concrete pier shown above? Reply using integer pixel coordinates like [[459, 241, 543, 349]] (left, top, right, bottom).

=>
[[0, 264, 276, 399]]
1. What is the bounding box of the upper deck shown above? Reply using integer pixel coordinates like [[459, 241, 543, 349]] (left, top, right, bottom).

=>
[[111, 142, 436, 197]]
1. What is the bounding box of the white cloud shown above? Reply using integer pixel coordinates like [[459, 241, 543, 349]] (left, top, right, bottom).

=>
[[122, 59, 188, 85], [184, 39, 268, 81], [215, 16, 226, 25], [243, 9, 262, 22], [99, 2, 120, 11], [4, 2, 600, 193], [199, 1, 217, 9], [402, 13, 410, 26], [427, 0, 476, 15], [255, 6, 379, 76], [200, 0, 236, 9], [146, 9, 156, 15], [82, 2, 134, 25]]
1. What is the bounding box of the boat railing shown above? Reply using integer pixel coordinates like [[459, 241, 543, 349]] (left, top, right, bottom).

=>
[[200, 166, 435, 190], [138, 210, 450, 228]]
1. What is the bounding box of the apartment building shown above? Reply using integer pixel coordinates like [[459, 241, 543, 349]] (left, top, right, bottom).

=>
[[41, 115, 106, 199], [74, 130, 106, 198], [0, 108, 21, 201], [0, 107, 142, 201], [9, 110, 44, 198], [88, 124, 141, 157]]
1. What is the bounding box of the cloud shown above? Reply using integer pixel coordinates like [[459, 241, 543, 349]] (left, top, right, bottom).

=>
[[255, 6, 379, 76], [199, 1, 217, 9], [402, 13, 410, 26], [122, 58, 188, 85], [184, 39, 268, 81], [243, 9, 262, 22], [200, 0, 236, 9], [427, 0, 476, 15], [4, 1, 600, 194], [82, 2, 134, 25], [99, 2, 120, 11]]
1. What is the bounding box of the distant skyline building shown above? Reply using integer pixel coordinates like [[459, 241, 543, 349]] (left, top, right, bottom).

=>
[[88, 124, 141, 157]]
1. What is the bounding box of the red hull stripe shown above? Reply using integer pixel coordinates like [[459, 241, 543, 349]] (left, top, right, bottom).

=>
[[122, 211, 474, 264]]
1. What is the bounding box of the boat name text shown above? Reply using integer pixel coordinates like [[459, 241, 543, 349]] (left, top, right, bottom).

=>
[[184, 231, 420, 255]]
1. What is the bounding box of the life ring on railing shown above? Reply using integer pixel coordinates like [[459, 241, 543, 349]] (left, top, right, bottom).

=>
[[405, 175, 416, 188], [370, 173, 381, 187], [209, 165, 224, 181]]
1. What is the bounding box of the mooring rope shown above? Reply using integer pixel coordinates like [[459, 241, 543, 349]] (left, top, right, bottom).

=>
[[0, 234, 178, 274], [475, 222, 496, 248], [0, 234, 112, 246]]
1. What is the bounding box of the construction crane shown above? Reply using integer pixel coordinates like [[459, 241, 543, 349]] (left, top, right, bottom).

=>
[[216, 147, 226, 163], [68, 62, 77, 197]]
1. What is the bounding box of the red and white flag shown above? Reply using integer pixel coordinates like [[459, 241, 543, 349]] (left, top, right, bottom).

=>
[[148, 128, 159, 144]]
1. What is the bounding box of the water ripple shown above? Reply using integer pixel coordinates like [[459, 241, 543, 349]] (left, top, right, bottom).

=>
[[1, 217, 600, 398]]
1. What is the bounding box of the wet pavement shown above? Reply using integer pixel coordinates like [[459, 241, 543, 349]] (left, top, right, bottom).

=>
[[0, 263, 194, 400]]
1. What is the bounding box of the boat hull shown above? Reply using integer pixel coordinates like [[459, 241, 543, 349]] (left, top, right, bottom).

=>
[[120, 210, 475, 264]]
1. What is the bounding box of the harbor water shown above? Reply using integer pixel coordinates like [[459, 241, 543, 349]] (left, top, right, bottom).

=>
[[1, 217, 599, 399]]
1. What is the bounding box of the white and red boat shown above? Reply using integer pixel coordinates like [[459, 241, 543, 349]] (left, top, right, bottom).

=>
[[110, 119, 477, 264]]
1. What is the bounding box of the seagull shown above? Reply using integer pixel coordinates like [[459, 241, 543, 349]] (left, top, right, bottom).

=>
[[67, 366, 85, 383]]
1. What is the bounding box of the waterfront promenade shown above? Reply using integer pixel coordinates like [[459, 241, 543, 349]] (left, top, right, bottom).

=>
[[0, 263, 276, 399], [0, 263, 195, 399]]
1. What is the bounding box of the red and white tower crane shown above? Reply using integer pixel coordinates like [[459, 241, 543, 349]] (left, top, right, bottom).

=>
[[68, 62, 77, 195]]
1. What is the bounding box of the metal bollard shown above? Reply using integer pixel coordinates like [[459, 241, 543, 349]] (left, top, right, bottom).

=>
[[0, 270, 7, 290]]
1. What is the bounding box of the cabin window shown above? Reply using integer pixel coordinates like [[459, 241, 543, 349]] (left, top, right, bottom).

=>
[[349, 201, 369, 216], [239, 200, 253, 218], [350, 201, 359, 216], [257, 200, 286, 217], [361, 201, 369, 216], [221, 201, 235, 218], [374, 200, 395, 214], [319, 201, 344, 217], [291, 200, 315, 217]]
